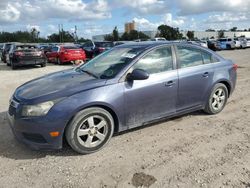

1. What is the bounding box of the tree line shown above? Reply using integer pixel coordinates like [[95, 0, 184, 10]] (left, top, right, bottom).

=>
[[0, 28, 89, 43]]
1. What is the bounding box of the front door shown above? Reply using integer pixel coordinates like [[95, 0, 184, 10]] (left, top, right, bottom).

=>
[[124, 46, 178, 128]]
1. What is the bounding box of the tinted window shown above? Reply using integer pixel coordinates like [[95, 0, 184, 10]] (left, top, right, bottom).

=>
[[95, 42, 114, 48], [51, 47, 59, 52], [133, 47, 173, 74], [82, 42, 93, 47], [201, 51, 212, 64], [177, 46, 203, 68], [63, 46, 80, 49]]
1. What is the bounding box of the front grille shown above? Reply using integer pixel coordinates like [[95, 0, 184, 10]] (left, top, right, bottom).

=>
[[22, 133, 47, 143]]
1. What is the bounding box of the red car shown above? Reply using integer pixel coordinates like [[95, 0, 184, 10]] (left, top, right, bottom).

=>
[[46, 45, 86, 64]]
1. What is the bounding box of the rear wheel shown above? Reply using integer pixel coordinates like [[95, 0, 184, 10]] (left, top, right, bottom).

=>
[[41, 63, 46, 67], [10, 59, 16, 70], [204, 83, 228, 114], [66, 107, 114, 154]]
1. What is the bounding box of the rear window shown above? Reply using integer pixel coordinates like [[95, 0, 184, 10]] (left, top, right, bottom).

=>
[[16, 45, 37, 50], [63, 46, 80, 50], [51, 47, 59, 52], [219, 39, 227, 42], [95, 42, 114, 48]]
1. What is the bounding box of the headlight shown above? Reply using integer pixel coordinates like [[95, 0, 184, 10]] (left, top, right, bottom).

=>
[[22, 101, 54, 117]]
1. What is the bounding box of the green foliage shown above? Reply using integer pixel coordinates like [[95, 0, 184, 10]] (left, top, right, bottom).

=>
[[186, 31, 194, 40], [218, 30, 225, 38], [156, 25, 183, 40], [230, 27, 237, 32], [120, 30, 150, 41], [0, 29, 87, 43], [113, 26, 119, 41], [104, 34, 114, 41]]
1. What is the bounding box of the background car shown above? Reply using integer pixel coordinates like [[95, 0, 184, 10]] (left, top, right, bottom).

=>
[[2, 43, 13, 63], [8, 42, 237, 154], [207, 40, 221, 51], [46, 45, 86, 64], [218, 38, 236, 50], [246, 38, 250, 48], [81, 41, 114, 60], [0, 43, 3, 61], [234, 37, 247, 49], [151, 37, 167, 41], [6, 44, 47, 69]]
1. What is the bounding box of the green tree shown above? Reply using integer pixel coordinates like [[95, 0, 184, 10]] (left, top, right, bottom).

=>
[[230, 27, 237, 32], [218, 30, 225, 38], [186, 31, 194, 40], [120, 30, 150, 41], [113, 26, 119, 41], [156, 25, 183, 40], [104, 34, 114, 41]]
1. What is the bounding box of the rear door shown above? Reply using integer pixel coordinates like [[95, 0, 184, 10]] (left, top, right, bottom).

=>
[[175, 45, 215, 111], [124, 46, 178, 128]]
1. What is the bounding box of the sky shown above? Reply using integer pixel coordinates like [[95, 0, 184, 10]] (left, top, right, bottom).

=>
[[0, 0, 250, 39]]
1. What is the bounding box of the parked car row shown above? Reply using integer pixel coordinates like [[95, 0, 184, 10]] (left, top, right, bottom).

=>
[[1, 37, 250, 70]]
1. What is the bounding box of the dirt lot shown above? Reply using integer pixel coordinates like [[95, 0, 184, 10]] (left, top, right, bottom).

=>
[[0, 49, 250, 188]]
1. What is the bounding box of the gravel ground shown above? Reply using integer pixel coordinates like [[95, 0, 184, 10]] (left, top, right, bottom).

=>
[[0, 49, 250, 188]]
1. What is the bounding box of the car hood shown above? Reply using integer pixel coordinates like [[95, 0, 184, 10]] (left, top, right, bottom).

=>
[[14, 68, 106, 104]]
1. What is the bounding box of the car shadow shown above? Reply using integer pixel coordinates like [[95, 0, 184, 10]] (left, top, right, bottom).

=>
[[0, 111, 78, 160], [0, 62, 73, 71], [0, 110, 207, 160]]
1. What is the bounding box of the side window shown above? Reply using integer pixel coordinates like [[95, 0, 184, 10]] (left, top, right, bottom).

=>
[[201, 51, 212, 64], [177, 46, 203, 68], [133, 47, 173, 74]]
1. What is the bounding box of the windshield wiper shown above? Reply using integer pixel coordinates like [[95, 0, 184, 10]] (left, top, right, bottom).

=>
[[81, 70, 98, 79]]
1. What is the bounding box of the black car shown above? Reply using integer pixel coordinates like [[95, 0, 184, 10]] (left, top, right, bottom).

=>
[[81, 41, 114, 59], [0, 44, 4, 61], [6, 44, 47, 69], [207, 40, 221, 51], [2, 43, 12, 63]]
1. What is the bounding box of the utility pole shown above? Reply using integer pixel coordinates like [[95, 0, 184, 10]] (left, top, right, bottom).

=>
[[61, 24, 64, 43], [74, 25, 78, 42], [58, 24, 61, 43]]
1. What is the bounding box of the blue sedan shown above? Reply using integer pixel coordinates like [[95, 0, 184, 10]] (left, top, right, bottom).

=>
[[8, 42, 237, 154]]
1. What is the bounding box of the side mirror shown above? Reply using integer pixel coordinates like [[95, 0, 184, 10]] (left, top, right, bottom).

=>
[[127, 69, 149, 81]]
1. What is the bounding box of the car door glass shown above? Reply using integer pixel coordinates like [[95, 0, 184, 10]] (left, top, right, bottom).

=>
[[201, 51, 212, 64], [177, 46, 203, 68], [133, 47, 173, 74]]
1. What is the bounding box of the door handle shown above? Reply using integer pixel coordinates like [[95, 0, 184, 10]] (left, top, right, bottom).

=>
[[203, 72, 209, 77], [165, 81, 175, 87]]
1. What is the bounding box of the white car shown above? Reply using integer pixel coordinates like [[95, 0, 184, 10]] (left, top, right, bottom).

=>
[[246, 38, 250, 48], [151, 37, 167, 41], [234, 38, 247, 49]]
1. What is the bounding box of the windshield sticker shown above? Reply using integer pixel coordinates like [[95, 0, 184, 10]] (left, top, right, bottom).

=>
[[121, 53, 137, 59]]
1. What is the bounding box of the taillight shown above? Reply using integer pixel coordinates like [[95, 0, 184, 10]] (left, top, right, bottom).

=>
[[14, 51, 23, 56], [233, 64, 238, 71], [98, 47, 105, 53]]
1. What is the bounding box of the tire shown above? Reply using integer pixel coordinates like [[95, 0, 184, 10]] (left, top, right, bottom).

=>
[[10, 60, 16, 70], [57, 57, 62, 65], [41, 63, 46, 67], [204, 83, 228, 114], [66, 107, 114, 154]]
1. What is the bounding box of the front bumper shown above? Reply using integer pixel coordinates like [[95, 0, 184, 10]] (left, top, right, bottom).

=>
[[7, 112, 63, 151]]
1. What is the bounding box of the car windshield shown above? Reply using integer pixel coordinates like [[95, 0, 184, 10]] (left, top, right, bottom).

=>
[[76, 47, 144, 79], [95, 42, 114, 48]]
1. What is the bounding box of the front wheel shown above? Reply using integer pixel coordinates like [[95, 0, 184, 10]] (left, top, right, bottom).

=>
[[204, 83, 228, 114], [66, 107, 114, 154]]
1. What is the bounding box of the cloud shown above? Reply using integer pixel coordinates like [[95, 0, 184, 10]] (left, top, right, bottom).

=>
[[176, 0, 250, 15], [0, 0, 111, 24], [112, 0, 169, 15]]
